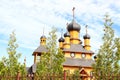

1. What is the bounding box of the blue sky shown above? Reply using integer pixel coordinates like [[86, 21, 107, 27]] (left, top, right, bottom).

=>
[[0, 0, 120, 67]]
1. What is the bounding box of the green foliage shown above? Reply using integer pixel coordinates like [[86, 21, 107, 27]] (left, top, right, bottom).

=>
[[36, 52, 50, 76], [72, 70, 80, 80], [36, 27, 65, 76], [92, 14, 120, 79], [0, 31, 26, 77]]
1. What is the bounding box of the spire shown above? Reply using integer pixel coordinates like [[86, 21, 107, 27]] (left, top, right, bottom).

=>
[[83, 25, 91, 50], [40, 26, 46, 45], [66, 23, 69, 32], [85, 25, 88, 34], [43, 26, 45, 35], [66, 23, 68, 28], [72, 7, 75, 20], [40, 26, 46, 39], [67, 7, 81, 32], [61, 29, 63, 37], [83, 25, 90, 39]]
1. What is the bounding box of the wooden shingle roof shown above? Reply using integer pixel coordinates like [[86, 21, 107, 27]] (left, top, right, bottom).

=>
[[63, 57, 95, 67], [63, 44, 94, 54], [33, 45, 48, 55]]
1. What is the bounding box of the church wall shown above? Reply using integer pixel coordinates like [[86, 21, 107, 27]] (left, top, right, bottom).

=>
[[64, 52, 70, 57], [83, 67, 93, 76], [69, 30, 80, 44], [59, 42, 63, 48], [63, 66, 93, 76], [64, 52, 92, 59], [84, 39, 90, 45], [85, 54, 92, 59], [69, 30, 79, 39], [63, 66, 79, 74]]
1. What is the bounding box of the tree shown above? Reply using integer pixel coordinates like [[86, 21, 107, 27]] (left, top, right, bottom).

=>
[[36, 27, 65, 76], [92, 14, 120, 80], [72, 70, 80, 80], [0, 31, 26, 77]]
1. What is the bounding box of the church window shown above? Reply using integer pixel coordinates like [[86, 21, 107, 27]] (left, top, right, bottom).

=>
[[81, 53, 86, 58], [70, 52, 75, 58], [36, 56, 40, 62]]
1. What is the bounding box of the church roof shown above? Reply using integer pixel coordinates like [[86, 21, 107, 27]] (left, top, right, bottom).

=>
[[26, 67, 31, 74], [83, 34, 90, 39], [40, 35, 46, 39], [26, 64, 37, 74], [64, 32, 70, 37], [58, 37, 65, 42], [67, 20, 81, 32], [33, 45, 48, 55], [63, 44, 94, 54], [63, 57, 95, 67]]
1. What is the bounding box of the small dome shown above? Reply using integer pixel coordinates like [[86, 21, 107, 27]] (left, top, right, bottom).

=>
[[58, 37, 65, 42], [83, 34, 90, 39], [64, 32, 70, 37], [40, 35, 46, 39], [94, 56, 97, 60], [67, 20, 81, 32]]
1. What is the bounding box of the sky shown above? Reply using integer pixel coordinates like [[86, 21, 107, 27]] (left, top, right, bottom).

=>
[[0, 0, 120, 67]]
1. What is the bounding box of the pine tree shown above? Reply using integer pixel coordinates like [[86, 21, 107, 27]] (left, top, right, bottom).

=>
[[36, 27, 65, 77], [92, 14, 120, 80]]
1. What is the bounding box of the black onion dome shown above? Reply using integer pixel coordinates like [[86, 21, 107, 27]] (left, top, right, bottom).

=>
[[58, 37, 65, 42], [83, 34, 90, 39], [67, 20, 81, 32], [94, 55, 97, 60], [40, 35, 46, 39], [64, 32, 70, 37]]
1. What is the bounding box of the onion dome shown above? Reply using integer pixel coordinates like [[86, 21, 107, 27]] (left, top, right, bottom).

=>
[[83, 34, 90, 39], [94, 55, 97, 60], [94, 56, 97, 59], [58, 37, 65, 42], [83, 25, 90, 39], [64, 32, 70, 37], [67, 20, 81, 32], [40, 35, 46, 39]]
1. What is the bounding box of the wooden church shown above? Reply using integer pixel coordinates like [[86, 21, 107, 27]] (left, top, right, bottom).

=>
[[32, 7, 94, 80]]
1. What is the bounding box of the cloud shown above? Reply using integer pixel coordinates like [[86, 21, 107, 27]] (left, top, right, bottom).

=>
[[0, 0, 120, 66]]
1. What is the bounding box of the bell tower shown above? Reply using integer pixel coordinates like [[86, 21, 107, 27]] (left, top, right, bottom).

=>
[[33, 28, 48, 64]]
